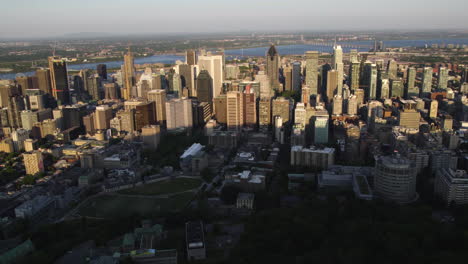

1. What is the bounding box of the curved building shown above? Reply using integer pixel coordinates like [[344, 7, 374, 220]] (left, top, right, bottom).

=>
[[374, 155, 417, 203]]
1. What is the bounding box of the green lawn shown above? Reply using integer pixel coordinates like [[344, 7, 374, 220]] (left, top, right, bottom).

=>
[[78, 192, 194, 218], [117, 178, 202, 196]]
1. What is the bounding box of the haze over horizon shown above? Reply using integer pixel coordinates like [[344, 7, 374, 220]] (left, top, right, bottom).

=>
[[1, 0, 468, 39]]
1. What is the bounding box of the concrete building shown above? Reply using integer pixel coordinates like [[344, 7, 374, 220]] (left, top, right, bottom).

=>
[[438, 67, 448, 90], [266, 45, 281, 91], [259, 98, 271, 128], [11, 128, 29, 152], [198, 54, 224, 99], [95, 105, 112, 130], [243, 92, 256, 127], [332, 95, 343, 116], [290, 146, 335, 169], [141, 125, 161, 149], [272, 97, 290, 123], [422, 67, 433, 93], [435, 169, 468, 206], [147, 89, 166, 123], [15, 195, 55, 220], [23, 151, 44, 175], [166, 98, 193, 131], [314, 115, 329, 144], [407, 67, 417, 97], [374, 155, 417, 203], [226, 91, 244, 131], [305, 51, 319, 95]]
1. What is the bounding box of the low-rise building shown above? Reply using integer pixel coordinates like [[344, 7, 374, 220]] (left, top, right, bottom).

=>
[[186, 221, 206, 261], [290, 146, 335, 170], [15, 195, 56, 220], [236, 193, 255, 209], [435, 169, 468, 206]]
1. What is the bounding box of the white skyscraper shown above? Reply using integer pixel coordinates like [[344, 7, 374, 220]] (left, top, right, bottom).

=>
[[165, 98, 193, 130], [294, 102, 307, 127], [332, 45, 343, 96], [198, 54, 224, 99]]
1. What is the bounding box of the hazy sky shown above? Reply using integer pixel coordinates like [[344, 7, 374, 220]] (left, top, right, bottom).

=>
[[1, 0, 468, 38]]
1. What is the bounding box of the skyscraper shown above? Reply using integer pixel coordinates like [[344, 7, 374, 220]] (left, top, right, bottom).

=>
[[147, 89, 166, 123], [387, 59, 398, 79], [407, 67, 418, 97], [272, 97, 291, 123], [332, 45, 344, 95], [214, 95, 227, 124], [438, 67, 448, 90], [301, 86, 311, 105], [326, 70, 338, 103], [314, 115, 329, 144], [196, 70, 214, 111], [36, 68, 51, 95], [23, 151, 44, 175], [141, 125, 161, 149], [422, 67, 433, 93], [243, 92, 256, 127], [332, 95, 343, 115], [364, 63, 377, 100], [97, 64, 107, 80], [390, 79, 404, 98], [349, 61, 360, 91], [292, 62, 302, 91], [186, 50, 197, 66], [226, 91, 244, 131], [266, 45, 281, 91], [95, 105, 112, 130], [198, 54, 224, 99], [123, 48, 135, 100], [283, 65, 293, 91], [305, 51, 319, 95], [48, 56, 70, 105], [165, 98, 193, 130], [178, 64, 197, 97], [259, 98, 271, 128]]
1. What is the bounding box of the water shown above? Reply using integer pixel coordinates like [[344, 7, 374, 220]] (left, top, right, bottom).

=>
[[2, 38, 468, 80]]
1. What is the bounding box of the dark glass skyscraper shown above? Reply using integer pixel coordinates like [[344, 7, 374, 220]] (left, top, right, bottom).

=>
[[266, 45, 280, 91], [48, 56, 70, 105], [97, 64, 107, 80], [196, 70, 213, 107]]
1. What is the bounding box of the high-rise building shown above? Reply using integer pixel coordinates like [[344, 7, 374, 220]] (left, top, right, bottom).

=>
[[141, 125, 161, 149], [294, 102, 306, 127], [349, 61, 360, 91], [379, 78, 390, 99], [36, 68, 51, 95], [196, 70, 213, 112], [314, 115, 329, 144], [124, 100, 156, 130], [104, 83, 119, 100], [326, 70, 338, 103], [438, 67, 448, 90], [349, 49, 359, 63], [95, 105, 112, 130], [272, 97, 290, 123], [21, 110, 38, 130], [23, 151, 44, 175], [186, 50, 197, 66], [332, 45, 343, 95], [301, 86, 311, 105], [83, 113, 95, 135], [398, 107, 420, 129], [48, 56, 70, 105], [390, 79, 404, 98], [305, 51, 319, 95], [169, 72, 182, 96], [283, 65, 293, 91], [422, 67, 433, 93], [407, 67, 417, 97], [147, 89, 166, 123], [123, 48, 135, 100], [256, 71, 272, 99], [86, 75, 101, 101], [259, 98, 271, 128], [226, 91, 244, 131], [374, 155, 417, 203], [347, 95, 358, 116], [7, 95, 26, 128], [429, 99, 438, 118], [213, 95, 227, 124], [243, 92, 256, 127], [97, 64, 107, 80], [114, 109, 136, 133], [387, 59, 398, 79], [12, 128, 29, 152], [178, 64, 197, 97], [165, 98, 193, 131], [332, 95, 343, 115], [292, 62, 302, 91], [266, 45, 281, 91], [16, 76, 31, 95], [198, 54, 224, 99], [364, 62, 377, 100]]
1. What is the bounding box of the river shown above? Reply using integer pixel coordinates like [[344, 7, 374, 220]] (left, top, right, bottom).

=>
[[1, 38, 468, 80]]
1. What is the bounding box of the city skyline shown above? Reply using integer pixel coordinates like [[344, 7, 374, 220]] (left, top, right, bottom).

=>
[[1, 0, 468, 39]]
